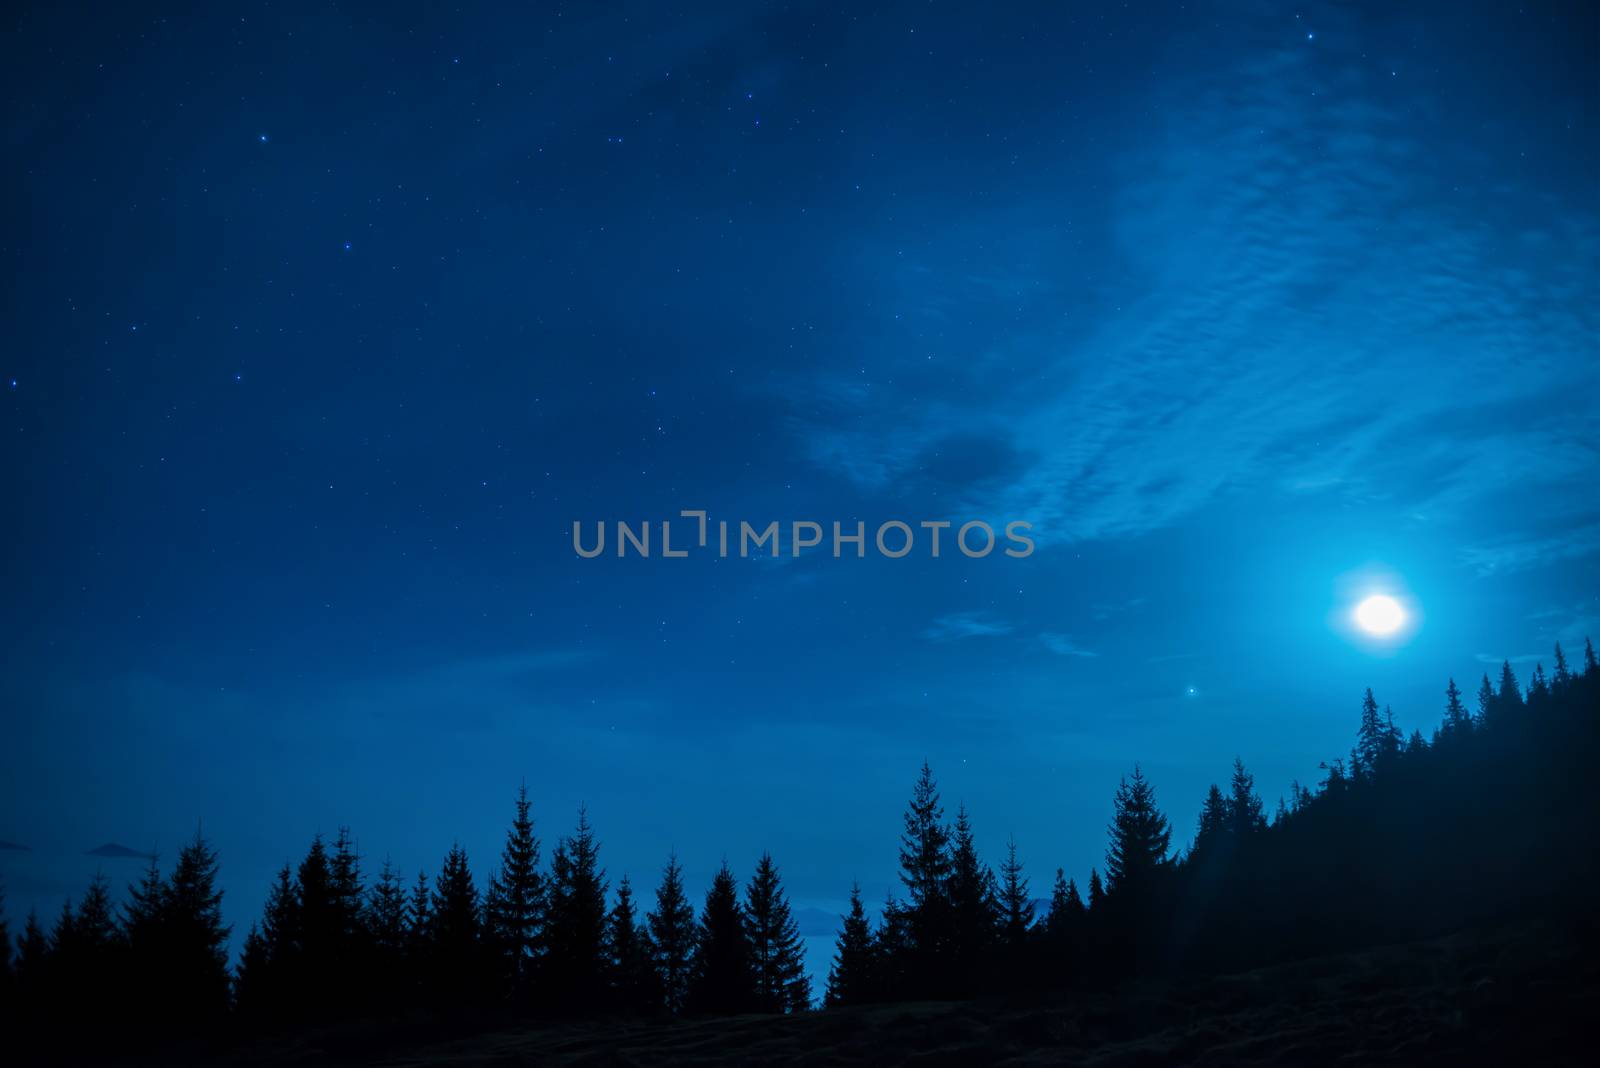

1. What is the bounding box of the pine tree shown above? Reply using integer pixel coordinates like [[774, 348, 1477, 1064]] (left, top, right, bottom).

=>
[[1044, 869, 1084, 937], [824, 883, 875, 1007], [897, 763, 951, 957], [51, 874, 120, 1015], [1475, 673, 1496, 728], [296, 834, 336, 989], [1442, 677, 1471, 739], [1585, 638, 1598, 676], [1497, 661, 1523, 713], [73, 873, 119, 950], [544, 807, 609, 1010], [408, 870, 432, 948], [1354, 689, 1397, 775], [1193, 784, 1229, 859], [234, 924, 269, 1016], [687, 862, 754, 1015], [996, 837, 1034, 947], [122, 853, 166, 966], [328, 827, 366, 981], [1105, 767, 1172, 897], [1527, 664, 1551, 708], [234, 864, 297, 1019], [1228, 758, 1266, 837], [945, 804, 998, 993], [483, 784, 544, 997], [430, 844, 482, 1003], [743, 853, 809, 1013], [1551, 644, 1572, 694], [1086, 869, 1105, 912], [366, 859, 408, 959], [873, 893, 910, 995], [15, 910, 49, 1008], [162, 831, 232, 1021], [406, 868, 432, 997], [365, 858, 408, 1006], [646, 853, 695, 1016], [605, 876, 657, 1013]]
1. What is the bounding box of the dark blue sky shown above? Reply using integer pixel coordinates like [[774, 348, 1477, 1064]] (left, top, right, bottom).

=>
[[3, 1, 1596, 977]]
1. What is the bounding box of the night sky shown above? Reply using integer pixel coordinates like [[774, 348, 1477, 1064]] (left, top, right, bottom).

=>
[[3, 1, 1597, 984]]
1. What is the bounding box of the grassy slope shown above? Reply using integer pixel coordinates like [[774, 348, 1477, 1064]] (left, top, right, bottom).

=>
[[212, 919, 1594, 1066]]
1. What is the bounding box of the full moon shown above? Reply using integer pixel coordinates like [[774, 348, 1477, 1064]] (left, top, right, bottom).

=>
[[1355, 594, 1405, 636]]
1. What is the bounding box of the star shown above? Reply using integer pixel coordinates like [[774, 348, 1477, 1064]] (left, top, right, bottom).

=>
[[258, 133, 269, 143]]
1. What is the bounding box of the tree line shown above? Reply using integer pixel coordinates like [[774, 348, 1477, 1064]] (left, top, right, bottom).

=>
[[0, 639, 1595, 1057], [826, 639, 1600, 1002]]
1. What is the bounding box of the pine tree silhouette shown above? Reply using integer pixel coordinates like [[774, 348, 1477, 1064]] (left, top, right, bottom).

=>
[[14, 911, 48, 1012], [51, 874, 120, 1021], [543, 807, 608, 1011], [1442, 677, 1471, 740], [997, 837, 1034, 948], [1475, 673, 1496, 728], [406, 868, 432, 1000], [295, 833, 338, 1012], [162, 831, 231, 1022], [1551, 644, 1572, 694], [1105, 767, 1172, 896], [235, 863, 297, 1020], [483, 784, 544, 999], [946, 804, 998, 995], [646, 852, 695, 1016], [1193, 784, 1229, 859], [896, 762, 951, 979], [605, 876, 658, 1013], [1354, 689, 1399, 776], [1497, 660, 1523, 715], [364, 858, 409, 1008], [743, 853, 810, 1013], [687, 862, 754, 1015], [1528, 664, 1551, 709], [1585, 637, 1599, 675], [329, 829, 365, 955], [1228, 759, 1266, 837], [1086, 869, 1105, 912], [429, 844, 482, 1005], [824, 882, 875, 1008], [1044, 869, 1084, 938]]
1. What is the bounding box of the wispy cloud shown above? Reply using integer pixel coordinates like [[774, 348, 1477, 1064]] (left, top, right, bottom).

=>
[[923, 612, 1013, 643], [1461, 519, 1600, 577], [777, 30, 1599, 562], [1040, 633, 1098, 658]]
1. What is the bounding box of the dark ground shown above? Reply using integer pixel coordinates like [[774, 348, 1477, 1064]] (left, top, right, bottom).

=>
[[194, 919, 1594, 1067]]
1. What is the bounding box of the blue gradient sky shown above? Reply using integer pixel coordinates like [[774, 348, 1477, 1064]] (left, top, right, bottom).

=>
[[3, 1, 1596, 982]]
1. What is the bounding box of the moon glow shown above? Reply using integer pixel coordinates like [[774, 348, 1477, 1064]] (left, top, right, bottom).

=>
[[1355, 594, 1405, 636]]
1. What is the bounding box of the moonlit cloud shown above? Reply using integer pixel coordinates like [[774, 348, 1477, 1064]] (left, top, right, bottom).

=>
[[924, 612, 1014, 643], [783, 32, 1599, 562], [1040, 633, 1098, 658]]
